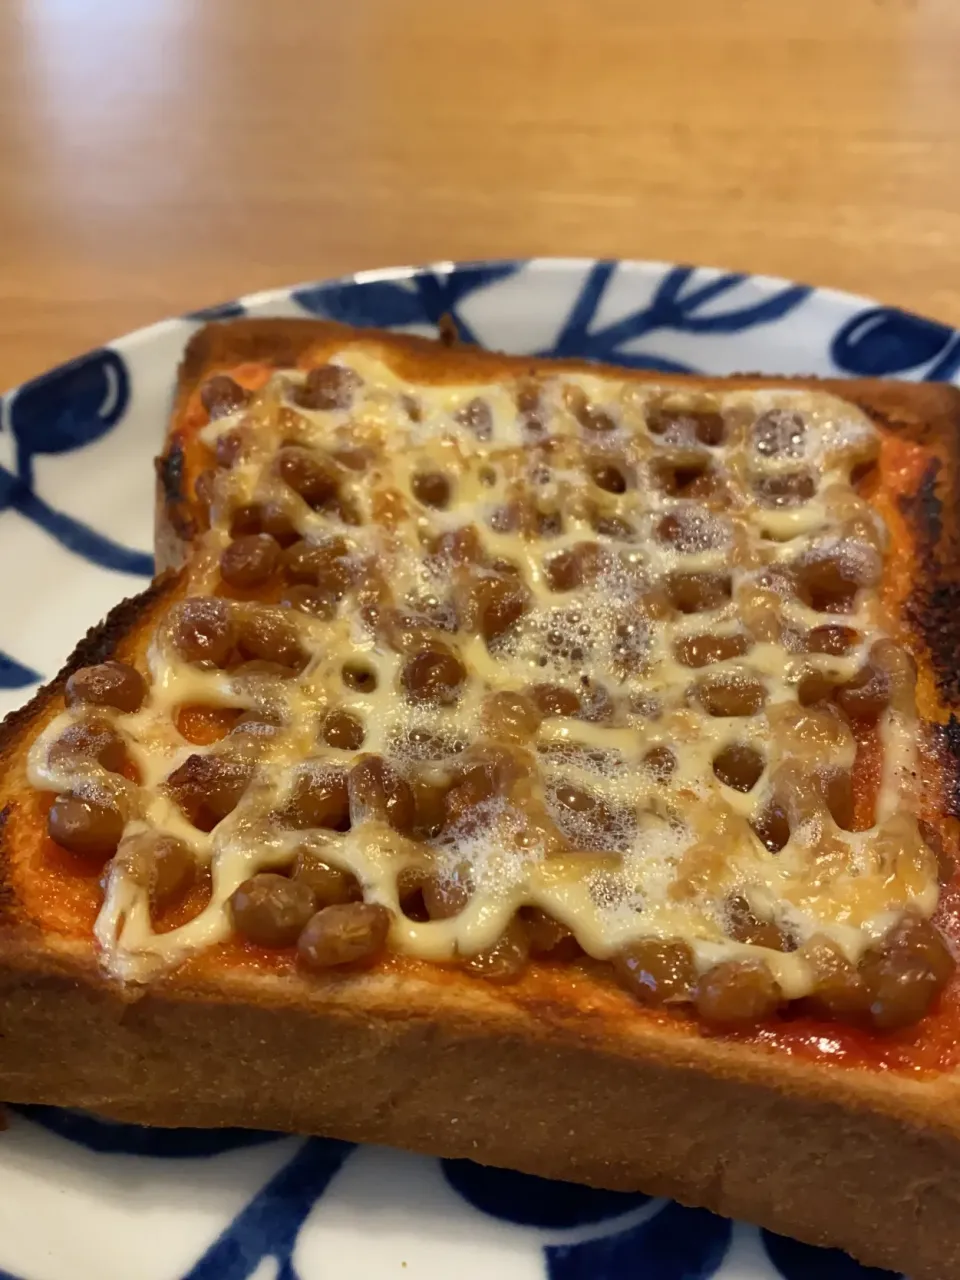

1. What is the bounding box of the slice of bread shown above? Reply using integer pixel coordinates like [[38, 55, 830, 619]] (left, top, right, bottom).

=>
[[2, 319, 960, 1279]]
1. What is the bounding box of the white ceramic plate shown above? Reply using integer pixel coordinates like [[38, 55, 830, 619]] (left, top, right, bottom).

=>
[[2, 258, 953, 1280]]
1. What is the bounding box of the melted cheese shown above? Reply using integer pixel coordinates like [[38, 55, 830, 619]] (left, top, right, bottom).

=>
[[26, 356, 938, 993]]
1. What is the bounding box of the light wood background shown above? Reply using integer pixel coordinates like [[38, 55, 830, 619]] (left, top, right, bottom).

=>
[[1, 0, 958, 389]]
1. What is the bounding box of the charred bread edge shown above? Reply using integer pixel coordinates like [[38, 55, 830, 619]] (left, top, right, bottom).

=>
[[0, 321, 956, 1278]]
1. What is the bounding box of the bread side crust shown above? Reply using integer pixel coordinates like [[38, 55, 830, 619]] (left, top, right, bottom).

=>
[[2, 321, 960, 1278], [0, 953, 959, 1280]]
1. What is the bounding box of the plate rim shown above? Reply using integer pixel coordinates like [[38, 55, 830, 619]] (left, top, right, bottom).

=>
[[5, 254, 949, 401], [0, 256, 940, 1278]]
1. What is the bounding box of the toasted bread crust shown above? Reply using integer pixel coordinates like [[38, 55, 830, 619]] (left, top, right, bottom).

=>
[[2, 319, 959, 1279], [0, 958, 959, 1280]]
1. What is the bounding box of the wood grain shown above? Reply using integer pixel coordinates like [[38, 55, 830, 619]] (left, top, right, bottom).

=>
[[1, 0, 958, 387]]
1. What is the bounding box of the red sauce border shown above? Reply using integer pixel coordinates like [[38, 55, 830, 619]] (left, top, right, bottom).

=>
[[14, 373, 960, 1079]]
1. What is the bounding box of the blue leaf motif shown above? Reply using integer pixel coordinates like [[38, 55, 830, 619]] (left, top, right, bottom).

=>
[[442, 1159, 731, 1278], [656, 267, 751, 312], [0, 347, 152, 579], [436, 262, 523, 299], [9, 349, 129, 489], [293, 279, 427, 327], [412, 263, 523, 344], [188, 299, 247, 321], [550, 261, 617, 356], [13, 1105, 279, 1158], [546, 1202, 732, 1280], [549, 263, 810, 365], [0, 653, 40, 689], [924, 338, 960, 382], [417, 262, 522, 311], [4, 480, 154, 576], [295, 262, 523, 344], [606, 267, 811, 343], [181, 1137, 354, 1280], [441, 1160, 649, 1229], [831, 306, 959, 378], [761, 1230, 900, 1279], [294, 259, 808, 372], [656, 273, 812, 335]]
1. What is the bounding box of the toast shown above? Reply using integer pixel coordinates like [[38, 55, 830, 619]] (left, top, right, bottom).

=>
[[3, 318, 960, 1278]]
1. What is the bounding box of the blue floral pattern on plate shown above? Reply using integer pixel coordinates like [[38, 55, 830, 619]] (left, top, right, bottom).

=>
[[0, 347, 153, 687], [0, 258, 940, 1277], [830, 306, 960, 380]]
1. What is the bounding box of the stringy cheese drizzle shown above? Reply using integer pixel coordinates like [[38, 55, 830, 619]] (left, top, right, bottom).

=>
[[26, 354, 938, 990]]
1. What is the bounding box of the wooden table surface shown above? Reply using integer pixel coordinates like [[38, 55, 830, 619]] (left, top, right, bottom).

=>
[[1, 0, 958, 389]]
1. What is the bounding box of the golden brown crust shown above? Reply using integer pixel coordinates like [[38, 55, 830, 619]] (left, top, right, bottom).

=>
[[154, 444, 193, 574], [8, 318, 960, 1280], [0, 957, 957, 1280]]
